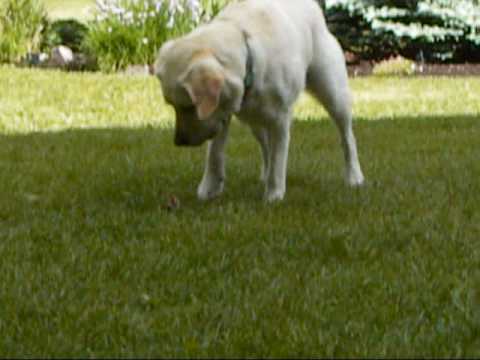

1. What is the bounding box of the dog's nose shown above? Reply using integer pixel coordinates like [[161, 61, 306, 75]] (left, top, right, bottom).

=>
[[174, 134, 190, 146]]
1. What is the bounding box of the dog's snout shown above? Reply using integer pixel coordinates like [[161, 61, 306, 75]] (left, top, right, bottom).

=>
[[174, 133, 190, 146]]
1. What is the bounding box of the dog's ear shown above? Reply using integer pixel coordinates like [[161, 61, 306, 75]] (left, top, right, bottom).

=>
[[154, 40, 175, 80], [182, 70, 224, 120]]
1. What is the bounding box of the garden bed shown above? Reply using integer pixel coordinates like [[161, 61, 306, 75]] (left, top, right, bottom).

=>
[[348, 61, 480, 77]]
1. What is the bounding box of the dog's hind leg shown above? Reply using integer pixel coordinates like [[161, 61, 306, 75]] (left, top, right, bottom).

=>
[[263, 112, 292, 202], [250, 125, 270, 183], [251, 119, 290, 202], [306, 32, 365, 186]]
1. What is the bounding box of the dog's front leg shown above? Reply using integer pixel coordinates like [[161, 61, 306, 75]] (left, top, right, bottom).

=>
[[197, 119, 230, 200], [264, 118, 291, 202]]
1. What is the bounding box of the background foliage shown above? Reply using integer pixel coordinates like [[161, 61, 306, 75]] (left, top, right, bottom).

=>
[[326, 0, 480, 62], [82, 0, 204, 72], [0, 0, 48, 63], [1, 0, 479, 68], [40, 19, 89, 52]]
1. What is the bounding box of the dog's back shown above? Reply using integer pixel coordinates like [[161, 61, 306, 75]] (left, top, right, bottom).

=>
[[216, 0, 328, 61], [217, 0, 327, 32], [211, 0, 331, 113]]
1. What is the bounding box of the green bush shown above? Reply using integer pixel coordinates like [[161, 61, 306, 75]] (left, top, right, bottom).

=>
[[41, 19, 89, 53], [0, 0, 48, 63], [372, 55, 416, 76], [326, 0, 480, 63], [83, 0, 208, 72]]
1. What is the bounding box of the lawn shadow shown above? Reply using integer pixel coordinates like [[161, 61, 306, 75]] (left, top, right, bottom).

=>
[[0, 113, 478, 358], [0, 113, 478, 214]]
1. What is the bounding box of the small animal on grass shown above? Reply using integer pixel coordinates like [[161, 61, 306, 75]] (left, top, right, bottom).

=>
[[154, 0, 365, 202]]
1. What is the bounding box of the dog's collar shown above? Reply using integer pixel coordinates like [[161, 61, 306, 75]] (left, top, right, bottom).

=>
[[242, 31, 254, 106]]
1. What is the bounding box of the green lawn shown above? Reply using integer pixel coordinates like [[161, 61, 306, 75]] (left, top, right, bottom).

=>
[[0, 0, 94, 19], [43, 0, 94, 20], [1, 65, 480, 357]]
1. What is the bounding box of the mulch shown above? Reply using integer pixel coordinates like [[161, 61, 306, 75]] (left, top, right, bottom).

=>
[[347, 61, 480, 77]]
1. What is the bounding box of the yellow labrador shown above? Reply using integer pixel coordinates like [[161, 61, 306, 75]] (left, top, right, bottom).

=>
[[155, 0, 364, 202]]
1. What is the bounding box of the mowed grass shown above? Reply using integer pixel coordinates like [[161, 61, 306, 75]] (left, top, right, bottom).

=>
[[0, 0, 93, 20], [43, 0, 94, 20], [1, 65, 480, 357]]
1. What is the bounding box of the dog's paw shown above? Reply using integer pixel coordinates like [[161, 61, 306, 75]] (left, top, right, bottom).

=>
[[197, 177, 224, 201], [264, 188, 285, 203], [346, 170, 365, 187]]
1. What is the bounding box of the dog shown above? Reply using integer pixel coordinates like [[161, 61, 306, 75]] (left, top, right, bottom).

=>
[[154, 0, 365, 202]]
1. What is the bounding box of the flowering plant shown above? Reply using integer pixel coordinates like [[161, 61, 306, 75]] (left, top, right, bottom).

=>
[[94, 0, 202, 28], [84, 0, 206, 72]]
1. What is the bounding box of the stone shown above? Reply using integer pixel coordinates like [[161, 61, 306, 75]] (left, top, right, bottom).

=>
[[49, 45, 74, 67]]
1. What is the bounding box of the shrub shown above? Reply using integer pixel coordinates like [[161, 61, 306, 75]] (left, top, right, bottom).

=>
[[0, 0, 48, 63], [326, 0, 480, 63], [372, 55, 416, 76], [83, 0, 205, 72], [41, 19, 89, 53]]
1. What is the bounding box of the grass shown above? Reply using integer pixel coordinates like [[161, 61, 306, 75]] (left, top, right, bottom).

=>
[[1, 65, 480, 357], [42, 0, 94, 20], [0, 0, 94, 20]]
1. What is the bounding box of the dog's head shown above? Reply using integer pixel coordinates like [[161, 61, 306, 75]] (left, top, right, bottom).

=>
[[155, 39, 241, 147]]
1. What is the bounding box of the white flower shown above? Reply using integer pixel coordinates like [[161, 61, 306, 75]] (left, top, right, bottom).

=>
[[155, 0, 163, 12], [94, 0, 203, 26]]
